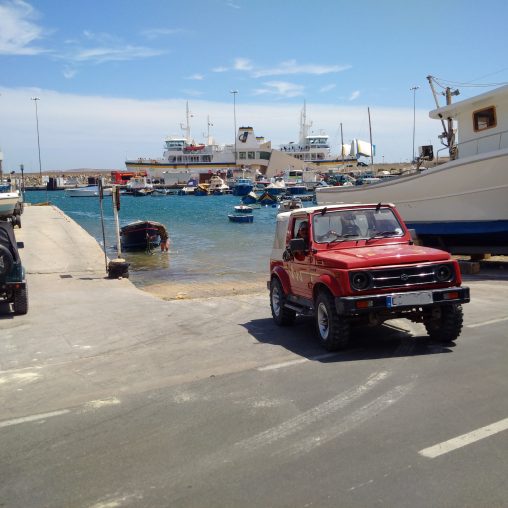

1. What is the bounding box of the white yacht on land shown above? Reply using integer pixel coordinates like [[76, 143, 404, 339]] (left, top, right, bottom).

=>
[[125, 102, 272, 182], [316, 76, 508, 255]]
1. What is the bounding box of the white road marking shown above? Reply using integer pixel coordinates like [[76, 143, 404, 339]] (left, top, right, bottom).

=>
[[235, 371, 389, 451], [0, 409, 70, 429], [419, 417, 508, 458], [257, 353, 339, 371], [466, 317, 508, 329], [281, 382, 414, 457]]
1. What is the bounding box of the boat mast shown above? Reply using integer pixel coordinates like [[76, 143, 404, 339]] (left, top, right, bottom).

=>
[[340, 123, 344, 166], [299, 101, 312, 144], [368, 107, 374, 166], [180, 101, 192, 143], [206, 115, 213, 145]]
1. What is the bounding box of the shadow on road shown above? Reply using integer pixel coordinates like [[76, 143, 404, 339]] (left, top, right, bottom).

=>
[[242, 316, 455, 362]]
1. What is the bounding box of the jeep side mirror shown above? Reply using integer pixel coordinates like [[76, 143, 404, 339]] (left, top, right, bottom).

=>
[[289, 238, 307, 253], [408, 229, 418, 241], [17, 241, 25, 249]]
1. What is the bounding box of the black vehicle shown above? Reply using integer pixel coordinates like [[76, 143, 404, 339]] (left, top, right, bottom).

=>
[[0, 221, 28, 314]]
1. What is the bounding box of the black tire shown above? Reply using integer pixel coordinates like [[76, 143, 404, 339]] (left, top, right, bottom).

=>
[[14, 215, 21, 228], [315, 290, 350, 351], [424, 304, 463, 343], [0, 244, 14, 276], [270, 278, 296, 326], [13, 286, 28, 315]]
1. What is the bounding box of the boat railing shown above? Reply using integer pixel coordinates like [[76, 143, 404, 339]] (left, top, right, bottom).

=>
[[440, 128, 508, 162]]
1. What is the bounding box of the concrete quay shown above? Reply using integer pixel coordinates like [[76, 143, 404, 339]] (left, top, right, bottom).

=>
[[1, 205, 508, 507]]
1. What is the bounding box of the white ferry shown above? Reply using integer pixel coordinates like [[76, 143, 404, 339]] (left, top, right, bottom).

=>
[[316, 77, 508, 255], [279, 102, 356, 167], [125, 103, 272, 183]]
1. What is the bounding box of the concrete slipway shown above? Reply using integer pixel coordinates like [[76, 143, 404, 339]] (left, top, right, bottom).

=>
[[1, 205, 507, 508]]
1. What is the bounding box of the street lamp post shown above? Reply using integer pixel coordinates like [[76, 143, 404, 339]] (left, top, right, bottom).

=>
[[30, 96, 45, 197], [230, 90, 238, 165], [410, 86, 419, 163]]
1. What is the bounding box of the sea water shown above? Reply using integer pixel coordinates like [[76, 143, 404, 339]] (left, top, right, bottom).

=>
[[25, 191, 283, 288]]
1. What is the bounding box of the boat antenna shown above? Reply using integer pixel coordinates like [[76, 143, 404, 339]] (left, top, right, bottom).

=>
[[180, 101, 193, 143], [368, 107, 374, 166]]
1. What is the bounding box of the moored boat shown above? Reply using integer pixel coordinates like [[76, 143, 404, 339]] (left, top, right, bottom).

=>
[[258, 191, 278, 206], [232, 177, 254, 196], [120, 220, 169, 251], [65, 185, 112, 198], [234, 205, 253, 213], [228, 214, 254, 223], [241, 191, 258, 205]]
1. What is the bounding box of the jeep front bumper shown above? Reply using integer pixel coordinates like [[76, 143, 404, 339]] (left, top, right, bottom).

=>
[[335, 286, 470, 316]]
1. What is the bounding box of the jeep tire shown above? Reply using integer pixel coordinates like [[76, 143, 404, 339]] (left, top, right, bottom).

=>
[[0, 244, 14, 276], [315, 291, 350, 351], [270, 278, 296, 326], [13, 286, 28, 315], [424, 304, 463, 343]]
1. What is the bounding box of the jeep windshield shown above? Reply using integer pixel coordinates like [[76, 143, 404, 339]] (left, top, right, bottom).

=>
[[312, 207, 404, 244]]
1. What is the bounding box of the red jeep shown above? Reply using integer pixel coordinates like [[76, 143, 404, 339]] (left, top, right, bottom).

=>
[[269, 203, 470, 351]]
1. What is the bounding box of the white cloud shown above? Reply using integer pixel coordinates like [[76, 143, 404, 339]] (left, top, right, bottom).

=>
[[212, 66, 229, 73], [319, 84, 336, 93], [140, 28, 187, 39], [226, 1, 240, 8], [253, 81, 305, 98], [62, 66, 77, 79], [234, 58, 253, 71], [253, 60, 350, 78], [0, 0, 47, 55], [185, 73, 204, 81], [181, 89, 204, 97], [0, 86, 442, 170], [349, 90, 360, 101], [68, 45, 164, 64]]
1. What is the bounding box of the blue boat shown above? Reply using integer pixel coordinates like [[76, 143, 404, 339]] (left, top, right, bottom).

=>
[[228, 214, 254, 223], [232, 178, 254, 196], [241, 191, 258, 205], [258, 191, 277, 206], [234, 205, 253, 213]]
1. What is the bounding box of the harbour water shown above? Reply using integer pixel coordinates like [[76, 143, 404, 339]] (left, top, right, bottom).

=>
[[25, 191, 283, 293]]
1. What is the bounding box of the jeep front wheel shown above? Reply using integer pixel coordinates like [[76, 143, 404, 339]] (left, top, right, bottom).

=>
[[315, 291, 350, 351], [270, 278, 295, 326], [424, 304, 463, 343]]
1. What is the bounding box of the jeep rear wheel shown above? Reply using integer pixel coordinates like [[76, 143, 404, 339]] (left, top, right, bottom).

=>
[[0, 245, 14, 276], [424, 304, 463, 343], [270, 278, 296, 326], [13, 286, 28, 315], [315, 291, 350, 351]]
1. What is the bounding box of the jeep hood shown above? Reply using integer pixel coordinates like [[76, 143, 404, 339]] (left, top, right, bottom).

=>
[[314, 243, 450, 269]]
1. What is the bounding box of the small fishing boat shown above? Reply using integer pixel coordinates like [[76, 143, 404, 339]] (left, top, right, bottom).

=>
[[278, 197, 303, 212], [65, 185, 113, 197], [241, 191, 258, 205], [208, 175, 229, 195], [265, 177, 286, 196], [234, 205, 253, 214], [232, 177, 254, 196], [0, 191, 19, 218], [120, 220, 169, 251], [228, 214, 254, 223], [193, 184, 210, 196], [125, 177, 154, 196], [258, 191, 278, 206]]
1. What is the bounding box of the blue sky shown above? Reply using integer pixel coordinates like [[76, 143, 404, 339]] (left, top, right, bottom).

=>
[[1, 0, 508, 171]]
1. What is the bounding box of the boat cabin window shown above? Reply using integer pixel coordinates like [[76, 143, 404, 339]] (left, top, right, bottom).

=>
[[248, 151, 255, 159], [473, 106, 496, 132]]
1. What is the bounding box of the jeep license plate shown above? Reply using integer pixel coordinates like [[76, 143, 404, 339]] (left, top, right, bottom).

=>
[[387, 291, 433, 307]]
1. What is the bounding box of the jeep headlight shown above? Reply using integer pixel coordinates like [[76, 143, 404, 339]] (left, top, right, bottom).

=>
[[350, 271, 372, 291], [435, 264, 453, 282]]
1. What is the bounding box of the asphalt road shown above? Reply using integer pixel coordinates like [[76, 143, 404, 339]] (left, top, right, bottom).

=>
[[1, 206, 507, 508]]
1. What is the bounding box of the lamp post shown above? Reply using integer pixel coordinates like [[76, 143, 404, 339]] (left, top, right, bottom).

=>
[[30, 96, 45, 196], [230, 90, 238, 165], [410, 86, 419, 163]]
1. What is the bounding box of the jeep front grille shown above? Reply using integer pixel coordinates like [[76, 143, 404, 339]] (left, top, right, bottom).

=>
[[368, 264, 454, 290]]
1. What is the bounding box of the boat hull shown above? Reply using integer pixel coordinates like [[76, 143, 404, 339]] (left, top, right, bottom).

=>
[[65, 187, 112, 197], [315, 149, 508, 254], [0, 193, 18, 217], [120, 221, 167, 251], [228, 214, 253, 223]]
